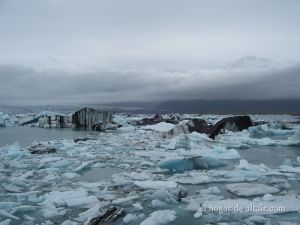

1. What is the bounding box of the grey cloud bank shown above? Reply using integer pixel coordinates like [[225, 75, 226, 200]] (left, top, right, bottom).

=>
[[0, 0, 299, 105]]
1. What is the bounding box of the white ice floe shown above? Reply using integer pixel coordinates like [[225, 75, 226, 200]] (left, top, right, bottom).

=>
[[140, 210, 176, 225], [42, 190, 98, 208], [225, 183, 280, 197], [142, 122, 175, 132], [134, 180, 178, 189]]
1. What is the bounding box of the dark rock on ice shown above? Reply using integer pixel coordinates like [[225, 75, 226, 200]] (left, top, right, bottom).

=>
[[209, 115, 253, 139], [27, 143, 57, 154], [87, 206, 125, 225], [186, 119, 212, 134], [163, 118, 211, 137]]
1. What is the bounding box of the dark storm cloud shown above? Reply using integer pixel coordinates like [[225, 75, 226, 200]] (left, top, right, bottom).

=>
[[1, 59, 300, 105], [0, 0, 300, 104]]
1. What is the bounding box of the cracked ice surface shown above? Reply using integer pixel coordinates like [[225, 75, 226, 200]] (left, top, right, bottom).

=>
[[0, 114, 300, 225]]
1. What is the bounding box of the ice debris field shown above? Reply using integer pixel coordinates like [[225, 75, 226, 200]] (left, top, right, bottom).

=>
[[0, 112, 300, 225]]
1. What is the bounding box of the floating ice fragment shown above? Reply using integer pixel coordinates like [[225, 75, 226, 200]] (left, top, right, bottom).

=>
[[151, 199, 168, 208], [42, 204, 66, 219], [61, 220, 78, 225], [0, 210, 19, 220], [238, 159, 251, 170], [132, 203, 143, 211], [248, 215, 267, 224], [10, 205, 36, 214], [140, 210, 176, 225], [278, 165, 300, 174], [0, 219, 11, 225], [42, 190, 89, 206], [262, 194, 275, 202], [225, 183, 280, 197], [134, 180, 178, 190]]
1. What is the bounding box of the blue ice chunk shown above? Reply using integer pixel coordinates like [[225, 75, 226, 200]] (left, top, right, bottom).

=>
[[159, 156, 227, 172]]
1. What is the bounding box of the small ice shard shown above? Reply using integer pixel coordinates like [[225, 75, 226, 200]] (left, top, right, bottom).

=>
[[27, 143, 57, 154], [225, 183, 280, 197], [23, 215, 35, 221], [158, 156, 226, 172], [193, 209, 203, 218], [132, 203, 143, 211], [238, 159, 251, 170], [140, 210, 176, 225], [123, 213, 143, 224], [134, 180, 178, 190], [262, 194, 275, 202], [10, 205, 36, 214]]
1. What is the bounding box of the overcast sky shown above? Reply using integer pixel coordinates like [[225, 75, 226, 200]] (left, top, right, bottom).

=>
[[0, 0, 300, 105]]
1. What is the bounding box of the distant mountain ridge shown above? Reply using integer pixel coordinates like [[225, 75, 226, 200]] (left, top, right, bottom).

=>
[[1, 100, 300, 115]]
